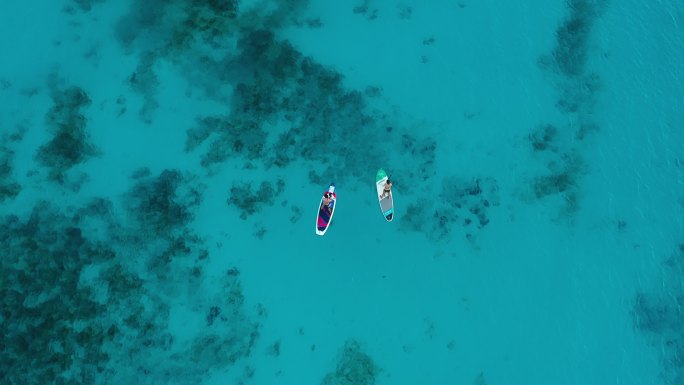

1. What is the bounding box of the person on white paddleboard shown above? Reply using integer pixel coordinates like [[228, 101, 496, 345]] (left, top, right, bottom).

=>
[[380, 179, 392, 199], [321, 192, 334, 214]]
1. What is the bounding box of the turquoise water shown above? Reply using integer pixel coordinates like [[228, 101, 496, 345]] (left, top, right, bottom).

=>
[[1, 0, 683, 384]]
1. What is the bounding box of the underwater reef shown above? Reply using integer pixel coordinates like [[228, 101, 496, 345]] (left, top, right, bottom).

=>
[[0, 144, 21, 202], [108, 0, 424, 234], [0, 169, 263, 384], [526, 0, 607, 219], [111, 0, 392, 177], [71, 0, 105, 12], [227, 179, 285, 220], [525, 122, 587, 218], [126, 168, 204, 236], [36, 85, 98, 187], [541, 0, 605, 126], [401, 176, 500, 242], [66, 0, 451, 245], [539, 0, 607, 78], [127, 52, 160, 123], [633, 243, 684, 385], [187, 116, 269, 168], [321, 339, 380, 385], [182, 28, 387, 182]]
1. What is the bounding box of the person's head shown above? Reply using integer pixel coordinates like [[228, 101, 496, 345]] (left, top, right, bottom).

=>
[[324, 193, 331, 200], [386, 179, 391, 185]]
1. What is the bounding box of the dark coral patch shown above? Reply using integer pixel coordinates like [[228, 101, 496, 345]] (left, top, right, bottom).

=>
[[544, 0, 606, 77], [72, 0, 105, 12], [321, 340, 380, 385], [443, 177, 499, 229], [529, 124, 558, 152], [1, 192, 260, 384], [400, 176, 499, 241], [399, 133, 437, 183], [186, 117, 268, 167], [530, 152, 585, 216], [126, 169, 203, 235], [537, 0, 605, 143], [0, 203, 117, 384], [127, 53, 160, 123], [532, 152, 584, 198], [0, 146, 20, 202], [556, 73, 601, 115], [186, 28, 386, 182], [633, 244, 684, 383], [37, 86, 97, 184], [227, 179, 285, 219]]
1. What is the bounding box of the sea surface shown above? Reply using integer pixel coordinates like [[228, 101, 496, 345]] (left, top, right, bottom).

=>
[[1, 1, 683, 384]]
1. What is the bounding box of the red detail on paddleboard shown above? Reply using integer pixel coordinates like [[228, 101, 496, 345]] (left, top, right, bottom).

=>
[[317, 191, 336, 231]]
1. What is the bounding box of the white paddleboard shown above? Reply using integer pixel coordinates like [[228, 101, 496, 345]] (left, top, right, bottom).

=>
[[315, 183, 336, 236]]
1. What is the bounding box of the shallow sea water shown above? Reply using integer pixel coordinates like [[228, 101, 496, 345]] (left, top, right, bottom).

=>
[[1, 1, 683, 384]]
